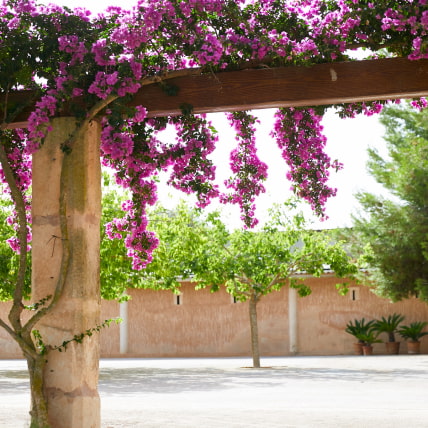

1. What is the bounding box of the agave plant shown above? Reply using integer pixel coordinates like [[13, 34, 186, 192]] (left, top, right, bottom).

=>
[[398, 322, 428, 342], [373, 313, 405, 342]]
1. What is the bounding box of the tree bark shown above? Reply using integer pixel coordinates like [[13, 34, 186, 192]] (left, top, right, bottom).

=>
[[26, 354, 49, 428], [248, 292, 260, 368]]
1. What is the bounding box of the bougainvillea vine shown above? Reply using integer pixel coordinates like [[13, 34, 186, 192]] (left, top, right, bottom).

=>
[[1, 0, 428, 269]]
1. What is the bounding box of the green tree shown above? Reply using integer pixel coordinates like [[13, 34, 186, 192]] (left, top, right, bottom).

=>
[[100, 177, 196, 299], [0, 193, 30, 301], [349, 103, 428, 302], [100, 173, 144, 301], [144, 200, 357, 368]]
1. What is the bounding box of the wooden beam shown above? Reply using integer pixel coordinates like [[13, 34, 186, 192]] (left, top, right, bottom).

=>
[[135, 57, 428, 116], [2, 57, 428, 126]]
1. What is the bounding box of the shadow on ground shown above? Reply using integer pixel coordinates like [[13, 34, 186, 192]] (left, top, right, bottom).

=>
[[97, 364, 424, 395]]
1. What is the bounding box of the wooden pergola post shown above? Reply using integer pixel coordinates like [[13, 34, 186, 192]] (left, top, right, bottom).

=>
[[31, 117, 102, 427]]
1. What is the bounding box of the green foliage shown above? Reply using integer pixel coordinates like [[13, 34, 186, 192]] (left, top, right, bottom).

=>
[[345, 318, 377, 344], [355, 330, 382, 346], [100, 173, 144, 300], [32, 329, 47, 355], [398, 321, 428, 342], [373, 313, 405, 342], [143, 199, 357, 301], [0, 194, 31, 301], [24, 295, 52, 312], [347, 103, 428, 302], [143, 201, 225, 292], [32, 318, 121, 355]]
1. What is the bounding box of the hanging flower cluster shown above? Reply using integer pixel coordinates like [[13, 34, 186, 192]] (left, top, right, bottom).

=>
[[271, 108, 342, 217], [0, 129, 32, 253], [101, 111, 219, 268], [221, 112, 267, 228], [1, 0, 428, 268], [167, 114, 219, 208]]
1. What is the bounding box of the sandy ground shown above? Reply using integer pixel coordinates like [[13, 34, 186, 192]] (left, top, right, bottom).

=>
[[1, 355, 427, 427]]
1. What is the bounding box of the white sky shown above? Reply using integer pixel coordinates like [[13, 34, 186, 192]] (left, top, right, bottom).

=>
[[156, 109, 387, 230], [46, 0, 389, 229]]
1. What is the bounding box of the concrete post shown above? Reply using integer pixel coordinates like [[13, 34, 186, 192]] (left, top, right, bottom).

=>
[[288, 287, 298, 354], [119, 296, 128, 354], [32, 117, 101, 428]]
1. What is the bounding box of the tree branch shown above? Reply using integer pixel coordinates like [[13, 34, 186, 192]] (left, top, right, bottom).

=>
[[23, 142, 71, 334], [0, 134, 28, 333], [0, 317, 38, 359]]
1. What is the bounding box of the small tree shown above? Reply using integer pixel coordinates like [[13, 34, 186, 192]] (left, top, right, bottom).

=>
[[144, 200, 357, 368]]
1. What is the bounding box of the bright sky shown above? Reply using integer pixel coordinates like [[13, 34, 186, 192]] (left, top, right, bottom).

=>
[[172, 109, 387, 230], [47, 0, 389, 230]]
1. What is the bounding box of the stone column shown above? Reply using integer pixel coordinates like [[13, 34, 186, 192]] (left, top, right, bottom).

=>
[[288, 287, 298, 355], [32, 117, 101, 428], [119, 294, 128, 354]]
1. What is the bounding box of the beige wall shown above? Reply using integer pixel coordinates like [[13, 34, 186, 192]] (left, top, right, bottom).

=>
[[1, 276, 428, 359], [119, 283, 293, 358], [0, 302, 21, 357]]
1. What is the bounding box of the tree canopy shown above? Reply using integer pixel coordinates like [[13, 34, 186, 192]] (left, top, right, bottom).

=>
[[142, 200, 357, 367], [349, 102, 428, 302]]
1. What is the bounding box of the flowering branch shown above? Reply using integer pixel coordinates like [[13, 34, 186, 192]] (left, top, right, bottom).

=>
[[1, 0, 428, 268]]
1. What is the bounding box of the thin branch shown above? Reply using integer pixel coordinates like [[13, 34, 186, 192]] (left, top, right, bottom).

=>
[[229, 278, 251, 298], [0, 136, 28, 332], [140, 67, 202, 86], [2, 83, 10, 123], [265, 272, 285, 292], [0, 317, 38, 359], [75, 68, 204, 126], [23, 144, 71, 333], [0, 317, 18, 340]]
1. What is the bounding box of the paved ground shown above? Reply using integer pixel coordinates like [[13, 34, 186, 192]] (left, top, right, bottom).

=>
[[0, 355, 428, 427]]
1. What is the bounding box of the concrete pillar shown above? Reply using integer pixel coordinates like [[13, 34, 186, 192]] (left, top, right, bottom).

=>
[[119, 296, 128, 354], [32, 117, 101, 428], [288, 287, 298, 354]]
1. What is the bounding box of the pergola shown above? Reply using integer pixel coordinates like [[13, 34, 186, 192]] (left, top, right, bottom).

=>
[[3, 57, 428, 427], [5, 57, 428, 124]]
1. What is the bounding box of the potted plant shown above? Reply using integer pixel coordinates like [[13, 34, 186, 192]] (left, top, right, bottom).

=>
[[398, 321, 428, 354], [373, 313, 405, 355], [355, 330, 382, 355], [345, 318, 377, 355]]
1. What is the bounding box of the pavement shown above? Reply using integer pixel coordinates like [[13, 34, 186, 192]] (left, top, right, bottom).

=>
[[0, 355, 428, 428]]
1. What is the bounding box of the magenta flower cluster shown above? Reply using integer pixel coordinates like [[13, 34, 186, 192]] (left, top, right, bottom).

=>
[[0, 129, 32, 253], [271, 108, 342, 218], [1, 0, 428, 268], [220, 112, 268, 228]]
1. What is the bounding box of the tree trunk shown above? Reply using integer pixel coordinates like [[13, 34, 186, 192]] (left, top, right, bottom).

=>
[[248, 293, 260, 368], [26, 354, 49, 428]]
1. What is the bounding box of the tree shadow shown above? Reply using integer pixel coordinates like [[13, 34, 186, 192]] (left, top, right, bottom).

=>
[[98, 364, 426, 396]]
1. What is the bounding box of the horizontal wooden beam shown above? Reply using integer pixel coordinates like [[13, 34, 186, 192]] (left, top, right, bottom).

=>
[[135, 57, 428, 116], [2, 57, 428, 127]]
